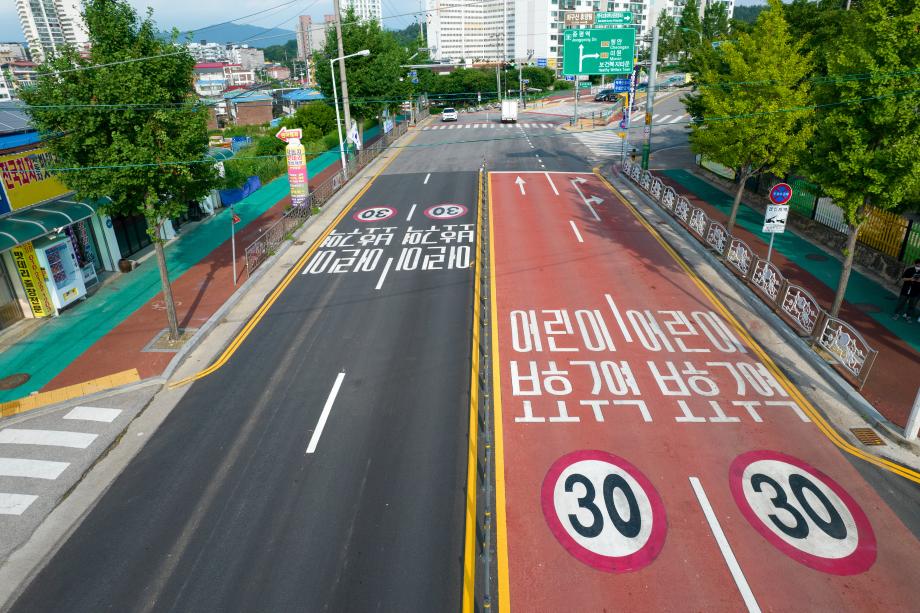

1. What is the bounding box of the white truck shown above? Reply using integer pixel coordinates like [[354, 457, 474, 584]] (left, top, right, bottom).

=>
[[501, 99, 518, 123]]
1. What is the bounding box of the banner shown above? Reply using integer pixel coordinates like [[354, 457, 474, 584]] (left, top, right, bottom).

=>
[[0, 148, 70, 215], [347, 120, 362, 151], [11, 242, 54, 317], [286, 138, 309, 207]]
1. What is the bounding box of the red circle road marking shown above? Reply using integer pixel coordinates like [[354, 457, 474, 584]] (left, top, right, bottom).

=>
[[729, 450, 876, 575], [423, 204, 468, 220], [353, 206, 396, 222], [540, 450, 667, 573]]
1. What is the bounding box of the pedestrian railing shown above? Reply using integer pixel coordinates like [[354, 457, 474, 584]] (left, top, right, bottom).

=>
[[619, 158, 878, 388], [244, 121, 409, 277]]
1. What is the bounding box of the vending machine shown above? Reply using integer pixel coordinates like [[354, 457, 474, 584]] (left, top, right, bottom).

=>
[[33, 234, 87, 311]]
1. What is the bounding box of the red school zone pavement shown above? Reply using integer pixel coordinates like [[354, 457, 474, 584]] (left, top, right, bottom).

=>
[[489, 171, 920, 612]]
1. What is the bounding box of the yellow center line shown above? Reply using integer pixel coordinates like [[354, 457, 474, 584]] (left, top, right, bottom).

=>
[[169, 132, 419, 390], [593, 167, 920, 485]]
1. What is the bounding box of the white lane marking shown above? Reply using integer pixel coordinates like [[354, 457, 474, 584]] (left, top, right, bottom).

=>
[[670, 115, 686, 123], [0, 493, 38, 516], [569, 221, 584, 243], [689, 477, 761, 613], [306, 372, 346, 454], [375, 257, 393, 291], [545, 172, 559, 196], [64, 406, 122, 423], [658, 115, 672, 124], [407, 203, 417, 221], [423, 173, 430, 185], [0, 429, 97, 449], [0, 458, 69, 480]]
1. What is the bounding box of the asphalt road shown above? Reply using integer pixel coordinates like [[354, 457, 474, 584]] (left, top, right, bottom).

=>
[[9, 160, 478, 611]]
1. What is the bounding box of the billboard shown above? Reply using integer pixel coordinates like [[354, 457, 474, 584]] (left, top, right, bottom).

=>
[[0, 148, 71, 215]]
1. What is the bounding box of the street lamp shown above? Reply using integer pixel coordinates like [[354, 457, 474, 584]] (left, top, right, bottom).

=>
[[331, 49, 371, 176], [677, 27, 703, 45]]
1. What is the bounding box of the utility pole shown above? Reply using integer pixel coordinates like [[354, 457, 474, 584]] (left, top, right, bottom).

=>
[[641, 26, 659, 170], [332, 0, 352, 155]]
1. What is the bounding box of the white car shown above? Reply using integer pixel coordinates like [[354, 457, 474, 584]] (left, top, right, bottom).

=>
[[441, 107, 458, 122]]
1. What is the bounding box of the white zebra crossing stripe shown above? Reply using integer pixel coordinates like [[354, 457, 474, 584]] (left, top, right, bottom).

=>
[[0, 458, 69, 480], [658, 115, 671, 123], [0, 493, 38, 516], [64, 406, 122, 423], [670, 115, 685, 123], [570, 130, 625, 160], [0, 429, 98, 449]]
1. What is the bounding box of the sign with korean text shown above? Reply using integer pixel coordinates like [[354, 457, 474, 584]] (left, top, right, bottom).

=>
[[285, 139, 309, 207], [275, 127, 303, 142], [596, 11, 633, 26], [564, 12, 595, 27], [0, 148, 70, 214], [11, 241, 54, 317], [563, 28, 636, 76], [762, 204, 789, 234]]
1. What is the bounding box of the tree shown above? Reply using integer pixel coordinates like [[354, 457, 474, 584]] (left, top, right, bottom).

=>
[[802, 0, 920, 316], [702, 1, 731, 40], [656, 12, 681, 61], [686, 0, 812, 235], [263, 39, 298, 63], [313, 8, 410, 126], [21, 0, 217, 340], [678, 0, 704, 51], [283, 101, 338, 135]]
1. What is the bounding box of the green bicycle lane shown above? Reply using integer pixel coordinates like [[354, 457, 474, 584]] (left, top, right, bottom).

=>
[[661, 168, 920, 356]]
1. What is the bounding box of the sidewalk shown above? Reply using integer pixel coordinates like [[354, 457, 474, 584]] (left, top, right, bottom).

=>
[[0, 136, 374, 408], [659, 168, 920, 428]]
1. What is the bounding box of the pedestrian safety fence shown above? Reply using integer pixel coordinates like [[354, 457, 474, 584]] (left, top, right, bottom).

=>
[[622, 159, 878, 388], [244, 121, 409, 277]]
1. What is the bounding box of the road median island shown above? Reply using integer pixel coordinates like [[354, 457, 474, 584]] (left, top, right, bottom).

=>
[[597, 164, 920, 475]]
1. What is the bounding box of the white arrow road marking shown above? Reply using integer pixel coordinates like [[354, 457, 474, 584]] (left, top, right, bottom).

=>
[[515, 176, 527, 195], [570, 178, 602, 221], [689, 477, 761, 613], [307, 372, 346, 454]]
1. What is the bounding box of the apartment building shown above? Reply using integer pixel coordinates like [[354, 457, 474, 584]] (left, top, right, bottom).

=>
[[0, 61, 38, 100], [227, 45, 265, 72], [187, 41, 227, 63], [15, 0, 90, 62], [0, 43, 29, 65], [342, 0, 382, 23]]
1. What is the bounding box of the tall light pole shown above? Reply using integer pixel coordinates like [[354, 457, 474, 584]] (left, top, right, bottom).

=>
[[641, 27, 659, 170], [331, 49, 371, 176], [332, 0, 353, 153]]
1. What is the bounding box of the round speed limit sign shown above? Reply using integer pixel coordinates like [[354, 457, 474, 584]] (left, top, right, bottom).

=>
[[353, 206, 396, 222], [541, 450, 667, 573], [424, 204, 467, 220], [730, 451, 876, 575]]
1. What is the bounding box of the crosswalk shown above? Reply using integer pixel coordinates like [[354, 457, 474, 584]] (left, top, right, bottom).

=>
[[568, 130, 626, 161], [650, 113, 688, 124], [423, 123, 555, 130], [0, 405, 122, 517]]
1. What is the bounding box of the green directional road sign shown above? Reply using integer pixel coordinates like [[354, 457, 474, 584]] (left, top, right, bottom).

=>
[[562, 28, 636, 76], [596, 11, 633, 26]]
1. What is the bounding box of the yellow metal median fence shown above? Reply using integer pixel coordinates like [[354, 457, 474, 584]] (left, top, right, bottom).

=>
[[858, 205, 909, 259]]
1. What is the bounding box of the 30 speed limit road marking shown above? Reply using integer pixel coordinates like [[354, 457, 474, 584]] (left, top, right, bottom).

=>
[[541, 450, 667, 573], [729, 450, 876, 575], [424, 204, 468, 220], [353, 206, 397, 222]]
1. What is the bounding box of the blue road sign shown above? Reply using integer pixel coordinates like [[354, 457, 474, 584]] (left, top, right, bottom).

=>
[[409, 70, 417, 77], [537, 58, 547, 67], [613, 78, 630, 93], [564, 75, 576, 82], [769, 183, 793, 205]]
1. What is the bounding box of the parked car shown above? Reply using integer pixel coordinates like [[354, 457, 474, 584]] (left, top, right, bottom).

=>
[[594, 88, 618, 102], [441, 107, 458, 121]]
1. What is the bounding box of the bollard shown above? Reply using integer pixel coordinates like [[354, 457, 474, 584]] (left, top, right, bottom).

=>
[[905, 385, 920, 440]]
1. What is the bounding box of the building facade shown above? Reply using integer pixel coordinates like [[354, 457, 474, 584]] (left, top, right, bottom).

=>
[[227, 45, 265, 72], [15, 0, 90, 63], [187, 41, 228, 63], [342, 0, 382, 23], [0, 43, 29, 64], [0, 61, 38, 100], [427, 0, 515, 63]]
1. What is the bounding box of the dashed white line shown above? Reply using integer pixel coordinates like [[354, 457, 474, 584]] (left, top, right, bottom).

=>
[[63, 406, 121, 423], [569, 221, 584, 243], [306, 372, 346, 454], [545, 173, 559, 195], [689, 477, 761, 613], [0, 458, 69, 480], [0, 429, 97, 449], [0, 493, 38, 516], [407, 203, 417, 221], [375, 257, 393, 291], [423, 173, 430, 184]]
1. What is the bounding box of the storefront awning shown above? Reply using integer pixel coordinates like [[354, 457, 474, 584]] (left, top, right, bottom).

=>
[[0, 199, 98, 253]]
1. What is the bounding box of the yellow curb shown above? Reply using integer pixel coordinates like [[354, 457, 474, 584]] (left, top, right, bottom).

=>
[[0, 368, 141, 419]]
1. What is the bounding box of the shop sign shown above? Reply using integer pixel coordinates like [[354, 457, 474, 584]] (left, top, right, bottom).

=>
[[564, 12, 595, 27], [10, 242, 54, 317], [286, 138, 309, 207], [0, 148, 70, 215]]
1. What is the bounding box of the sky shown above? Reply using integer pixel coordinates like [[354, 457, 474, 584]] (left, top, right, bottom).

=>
[[0, 0, 423, 44]]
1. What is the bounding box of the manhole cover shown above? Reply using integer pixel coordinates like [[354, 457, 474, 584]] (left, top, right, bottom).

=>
[[805, 253, 829, 261], [850, 427, 885, 446], [0, 373, 30, 391], [854, 303, 882, 313]]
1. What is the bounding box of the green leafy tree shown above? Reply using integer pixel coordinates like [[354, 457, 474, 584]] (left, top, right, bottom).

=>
[[313, 8, 410, 127], [283, 101, 338, 135], [702, 1, 731, 40], [263, 39, 298, 63], [687, 0, 812, 235], [21, 0, 217, 340], [802, 0, 920, 316], [678, 0, 704, 51], [656, 12, 681, 61]]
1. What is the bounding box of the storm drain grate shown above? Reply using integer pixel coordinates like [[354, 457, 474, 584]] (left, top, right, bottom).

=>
[[850, 428, 885, 446]]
